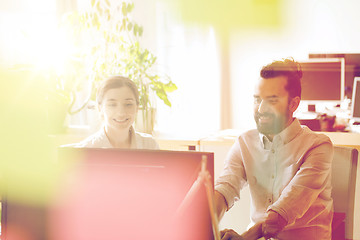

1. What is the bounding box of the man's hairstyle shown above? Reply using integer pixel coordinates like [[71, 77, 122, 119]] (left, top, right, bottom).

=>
[[96, 76, 139, 106], [260, 58, 303, 99]]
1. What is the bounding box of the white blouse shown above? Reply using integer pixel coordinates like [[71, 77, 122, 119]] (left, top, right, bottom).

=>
[[70, 126, 159, 150]]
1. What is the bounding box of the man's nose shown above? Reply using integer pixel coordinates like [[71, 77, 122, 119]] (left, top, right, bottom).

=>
[[257, 100, 270, 114]]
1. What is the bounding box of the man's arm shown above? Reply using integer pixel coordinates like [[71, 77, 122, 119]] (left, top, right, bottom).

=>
[[215, 138, 247, 215], [268, 140, 333, 226], [214, 190, 228, 221], [215, 190, 264, 240], [261, 210, 287, 239], [241, 221, 263, 240]]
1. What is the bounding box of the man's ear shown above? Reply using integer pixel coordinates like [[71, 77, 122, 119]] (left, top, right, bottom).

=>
[[289, 96, 300, 113]]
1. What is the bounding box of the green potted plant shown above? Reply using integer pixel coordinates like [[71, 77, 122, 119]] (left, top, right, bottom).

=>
[[57, 0, 176, 133]]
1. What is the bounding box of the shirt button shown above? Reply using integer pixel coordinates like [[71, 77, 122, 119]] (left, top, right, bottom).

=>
[[271, 175, 275, 179], [268, 199, 272, 203], [271, 149, 275, 153]]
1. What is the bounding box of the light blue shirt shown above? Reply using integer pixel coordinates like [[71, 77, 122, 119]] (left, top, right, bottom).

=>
[[215, 119, 333, 240]]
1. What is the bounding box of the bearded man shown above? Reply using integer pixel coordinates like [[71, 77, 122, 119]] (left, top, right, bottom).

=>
[[215, 58, 334, 240]]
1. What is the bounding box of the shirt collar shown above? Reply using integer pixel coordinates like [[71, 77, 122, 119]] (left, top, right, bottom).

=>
[[259, 118, 302, 148], [260, 135, 272, 150], [98, 127, 114, 148], [129, 126, 137, 149], [101, 126, 137, 148]]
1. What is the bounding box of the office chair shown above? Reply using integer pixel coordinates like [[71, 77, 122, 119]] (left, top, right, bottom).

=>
[[331, 146, 358, 240]]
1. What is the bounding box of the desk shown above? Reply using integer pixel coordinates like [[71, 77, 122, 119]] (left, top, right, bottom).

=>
[[156, 138, 200, 151], [321, 132, 360, 149]]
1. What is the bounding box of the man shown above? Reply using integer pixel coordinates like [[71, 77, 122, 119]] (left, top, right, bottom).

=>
[[215, 58, 334, 240]]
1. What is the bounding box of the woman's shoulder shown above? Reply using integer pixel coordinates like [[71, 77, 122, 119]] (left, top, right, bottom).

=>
[[62, 129, 111, 148], [134, 131, 159, 150]]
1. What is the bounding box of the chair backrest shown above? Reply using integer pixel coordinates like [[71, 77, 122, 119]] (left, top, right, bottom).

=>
[[331, 146, 358, 240]]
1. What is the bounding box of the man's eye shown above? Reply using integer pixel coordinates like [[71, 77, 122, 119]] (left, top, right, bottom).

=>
[[254, 98, 261, 104], [268, 100, 278, 104], [126, 103, 134, 107], [107, 103, 117, 107]]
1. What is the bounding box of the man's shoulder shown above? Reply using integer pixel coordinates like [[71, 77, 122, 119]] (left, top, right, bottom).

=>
[[301, 126, 333, 146], [236, 129, 260, 145], [238, 129, 259, 139]]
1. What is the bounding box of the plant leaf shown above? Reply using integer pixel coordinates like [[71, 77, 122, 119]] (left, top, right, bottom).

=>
[[127, 3, 134, 13], [133, 24, 138, 36], [122, 2, 127, 15], [127, 22, 133, 31]]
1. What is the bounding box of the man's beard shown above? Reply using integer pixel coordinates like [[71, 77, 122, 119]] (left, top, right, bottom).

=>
[[254, 112, 288, 136]]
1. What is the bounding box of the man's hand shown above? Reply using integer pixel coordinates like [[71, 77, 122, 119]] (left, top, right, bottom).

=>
[[220, 222, 263, 240], [220, 229, 244, 240], [262, 210, 287, 239], [240, 221, 263, 240]]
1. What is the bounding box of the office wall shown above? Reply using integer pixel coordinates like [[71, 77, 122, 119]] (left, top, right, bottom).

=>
[[1, 0, 360, 135], [133, 0, 222, 137], [128, 0, 360, 135], [230, 0, 360, 130]]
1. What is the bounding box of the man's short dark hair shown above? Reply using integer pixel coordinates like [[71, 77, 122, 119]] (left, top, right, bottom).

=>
[[260, 58, 303, 99]]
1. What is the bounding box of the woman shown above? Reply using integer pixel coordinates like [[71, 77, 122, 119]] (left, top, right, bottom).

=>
[[74, 76, 159, 149]]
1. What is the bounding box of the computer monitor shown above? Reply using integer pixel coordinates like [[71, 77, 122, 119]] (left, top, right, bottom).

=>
[[299, 58, 345, 102], [351, 77, 360, 122], [309, 53, 360, 99], [1, 148, 215, 240]]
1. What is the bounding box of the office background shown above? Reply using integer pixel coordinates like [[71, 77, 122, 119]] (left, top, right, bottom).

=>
[[1, 0, 360, 239], [1, 0, 360, 137]]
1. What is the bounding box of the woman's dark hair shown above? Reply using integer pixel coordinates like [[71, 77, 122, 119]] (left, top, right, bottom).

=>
[[96, 76, 139, 106], [260, 58, 303, 99]]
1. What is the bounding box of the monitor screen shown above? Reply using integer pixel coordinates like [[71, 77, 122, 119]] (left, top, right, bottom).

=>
[[351, 77, 360, 121], [1, 148, 215, 240], [299, 58, 344, 102], [309, 53, 360, 99]]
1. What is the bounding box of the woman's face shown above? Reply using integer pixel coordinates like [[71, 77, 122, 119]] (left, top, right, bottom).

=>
[[100, 87, 138, 131]]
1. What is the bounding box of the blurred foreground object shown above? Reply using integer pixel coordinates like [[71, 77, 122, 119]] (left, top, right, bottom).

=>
[[171, 0, 282, 30], [0, 66, 60, 239]]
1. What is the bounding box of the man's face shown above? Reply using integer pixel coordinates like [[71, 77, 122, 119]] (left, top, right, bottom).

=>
[[253, 76, 293, 137]]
